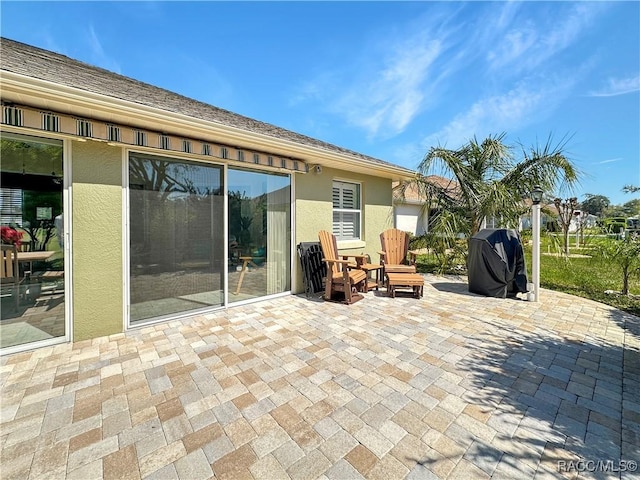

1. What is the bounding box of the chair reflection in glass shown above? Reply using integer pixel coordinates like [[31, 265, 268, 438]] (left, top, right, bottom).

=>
[[1, 244, 24, 311], [233, 246, 266, 295]]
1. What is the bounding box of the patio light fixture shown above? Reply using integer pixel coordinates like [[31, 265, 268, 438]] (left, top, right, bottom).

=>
[[531, 185, 543, 205], [530, 185, 543, 302]]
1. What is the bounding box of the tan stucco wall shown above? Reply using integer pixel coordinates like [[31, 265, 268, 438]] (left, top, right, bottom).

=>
[[71, 141, 123, 341], [68, 146, 394, 334], [294, 167, 393, 293]]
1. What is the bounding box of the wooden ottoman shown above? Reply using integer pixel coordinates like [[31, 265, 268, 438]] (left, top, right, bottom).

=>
[[386, 273, 424, 298]]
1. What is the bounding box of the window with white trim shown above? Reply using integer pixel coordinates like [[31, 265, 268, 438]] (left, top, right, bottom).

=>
[[332, 180, 361, 240]]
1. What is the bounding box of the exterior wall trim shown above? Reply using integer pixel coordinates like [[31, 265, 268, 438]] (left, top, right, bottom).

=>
[[1, 103, 306, 173]]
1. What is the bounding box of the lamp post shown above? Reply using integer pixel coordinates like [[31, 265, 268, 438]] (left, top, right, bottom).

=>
[[531, 186, 543, 302]]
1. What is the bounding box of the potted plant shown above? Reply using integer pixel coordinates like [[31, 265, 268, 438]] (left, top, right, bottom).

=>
[[1, 226, 23, 247]]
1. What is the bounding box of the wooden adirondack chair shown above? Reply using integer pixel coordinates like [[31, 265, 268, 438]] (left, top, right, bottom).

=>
[[1, 244, 23, 311], [379, 228, 418, 281], [318, 230, 367, 304]]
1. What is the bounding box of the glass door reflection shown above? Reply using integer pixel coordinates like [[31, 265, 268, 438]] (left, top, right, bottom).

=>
[[0, 133, 66, 350], [228, 168, 291, 302], [129, 154, 224, 324]]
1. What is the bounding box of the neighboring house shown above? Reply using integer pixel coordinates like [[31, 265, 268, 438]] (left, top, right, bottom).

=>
[[568, 210, 598, 232], [519, 205, 597, 233], [392, 176, 459, 235], [392, 180, 429, 235], [0, 38, 414, 354]]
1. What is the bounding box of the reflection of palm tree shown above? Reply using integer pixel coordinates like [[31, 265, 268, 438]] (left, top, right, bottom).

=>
[[228, 190, 249, 243], [239, 216, 253, 246]]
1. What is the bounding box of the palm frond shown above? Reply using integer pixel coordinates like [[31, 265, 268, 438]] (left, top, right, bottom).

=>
[[506, 133, 580, 197]]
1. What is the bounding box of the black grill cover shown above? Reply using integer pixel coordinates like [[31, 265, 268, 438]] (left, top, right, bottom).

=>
[[467, 229, 528, 298]]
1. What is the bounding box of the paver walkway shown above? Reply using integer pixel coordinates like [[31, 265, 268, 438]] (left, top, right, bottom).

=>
[[1, 274, 638, 479]]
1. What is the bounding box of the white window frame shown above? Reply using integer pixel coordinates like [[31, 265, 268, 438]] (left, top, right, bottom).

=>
[[332, 180, 362, 241], [0, 131, 72, 355], [483, 215, 501, 229]]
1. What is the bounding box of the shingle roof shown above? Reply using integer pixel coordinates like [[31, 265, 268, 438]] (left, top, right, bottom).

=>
[[393, 176, 461, 203], [0, 37, 414, 174]]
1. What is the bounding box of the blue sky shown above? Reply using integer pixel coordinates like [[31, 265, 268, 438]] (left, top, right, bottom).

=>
[[2, 1, 639, 206]]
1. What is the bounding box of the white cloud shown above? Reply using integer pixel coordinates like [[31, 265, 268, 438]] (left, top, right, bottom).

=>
[[342, 2, 607, 140], [421, 1, 602, 152], [486, 3, 606, 74], [290, 6, 462, 140], [487, 24, 538, 70], [589, 75, 640, 97], [329, 36, 442, 139], [41, 35, 65, 57], [87, 25, 121, 74], [422, 78, 576, 149], [595, 158, 622, 165], [291, 2, 612, 146]]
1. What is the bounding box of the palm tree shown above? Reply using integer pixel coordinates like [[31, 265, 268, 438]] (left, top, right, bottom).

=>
[[412, 133, 579, 238]]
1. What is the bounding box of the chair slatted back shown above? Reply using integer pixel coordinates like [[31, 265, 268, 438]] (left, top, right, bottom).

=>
[[380, 228, 410, 265], [318, 230, 340, 276], [1, 244, 19, 281], [297, 242, 326, 296]]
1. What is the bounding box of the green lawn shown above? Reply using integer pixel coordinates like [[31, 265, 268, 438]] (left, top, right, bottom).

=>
[[415, 240, 640, 317], [523, 245, 639, 316]]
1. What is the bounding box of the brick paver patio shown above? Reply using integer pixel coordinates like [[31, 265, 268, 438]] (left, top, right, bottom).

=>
[[1, 274, 638, 479]]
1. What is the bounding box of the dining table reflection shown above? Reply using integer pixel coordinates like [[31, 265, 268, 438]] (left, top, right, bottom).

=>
[[17, 250, 57, 278], [17, 251, 56, 263]]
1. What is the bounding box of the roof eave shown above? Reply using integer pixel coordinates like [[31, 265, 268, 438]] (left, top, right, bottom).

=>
[[0, 71, 415, 181]]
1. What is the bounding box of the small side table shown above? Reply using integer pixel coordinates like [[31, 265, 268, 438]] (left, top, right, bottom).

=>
[[358, 263, 383, 291]]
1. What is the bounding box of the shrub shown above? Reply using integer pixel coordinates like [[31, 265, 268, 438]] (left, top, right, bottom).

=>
[[593, 234, 640, 295]]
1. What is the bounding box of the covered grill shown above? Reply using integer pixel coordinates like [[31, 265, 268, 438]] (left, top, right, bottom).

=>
[[467, 228, 528, 298]]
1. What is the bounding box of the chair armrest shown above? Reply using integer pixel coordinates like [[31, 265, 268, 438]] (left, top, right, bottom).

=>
[[340, 254, 367, 260], [341, 254, 367, 267], [322, 257, 351, 265], [407, 250, 419, 265]]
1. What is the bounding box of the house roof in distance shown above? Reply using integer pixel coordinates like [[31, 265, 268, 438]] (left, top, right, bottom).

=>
[[393, 176, 461, 204], [0, 37, 414, 179]]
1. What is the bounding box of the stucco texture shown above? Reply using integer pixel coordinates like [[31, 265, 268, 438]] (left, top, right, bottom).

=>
[[294, 167, 393, 293], [71, 141, 123, 341]]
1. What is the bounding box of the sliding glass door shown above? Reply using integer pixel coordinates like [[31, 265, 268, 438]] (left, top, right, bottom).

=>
[[228, 168, 291, 302], [128, 156, 291, 324], [129, 154, 224, 323], [1, 133, 66, 350]]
